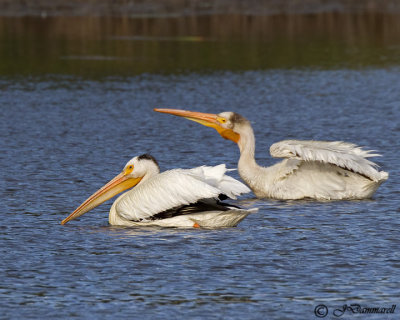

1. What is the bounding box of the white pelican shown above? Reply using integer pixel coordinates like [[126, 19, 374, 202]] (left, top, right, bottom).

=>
[[154, 109, 389, 200], [61, 154, 255, 228]]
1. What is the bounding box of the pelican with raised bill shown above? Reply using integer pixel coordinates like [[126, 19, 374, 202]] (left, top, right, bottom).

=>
[[154, 109, 389, 200], [61, 154, 256, 228]]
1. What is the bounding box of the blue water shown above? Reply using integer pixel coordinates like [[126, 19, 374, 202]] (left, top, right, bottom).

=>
[[0, 69, 399, 319]]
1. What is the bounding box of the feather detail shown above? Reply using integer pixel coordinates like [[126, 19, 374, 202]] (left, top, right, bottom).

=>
[[269, 140, 387, 182], [273, 159, 302, 181], [189, 164, 251, 199], [114, 165, 250, 221]]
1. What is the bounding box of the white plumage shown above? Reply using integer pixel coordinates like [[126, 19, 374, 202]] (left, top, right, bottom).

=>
[[230, 113, 388, 200], [62, 154, 254, 228], [112, 164, 250, 223], [270, 140, 386, 182], [155, 109, 388, 200]]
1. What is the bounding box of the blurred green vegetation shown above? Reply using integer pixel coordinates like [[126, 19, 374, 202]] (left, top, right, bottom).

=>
[[0, 13, 399, 77]]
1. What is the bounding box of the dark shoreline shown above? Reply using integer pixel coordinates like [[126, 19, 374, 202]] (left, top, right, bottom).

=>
[[0, 0, 400, 17], [2, 12, 399, 41], [1, 2, 399, 77]]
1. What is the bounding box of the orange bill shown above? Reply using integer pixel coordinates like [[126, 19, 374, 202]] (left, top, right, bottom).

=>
[[154, 108, 240, 143], [61, 173, 142, 225]]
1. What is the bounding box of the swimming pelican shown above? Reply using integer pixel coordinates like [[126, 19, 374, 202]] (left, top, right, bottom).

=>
[[61, 154, 255, 228], [154, 109, 388, 200]]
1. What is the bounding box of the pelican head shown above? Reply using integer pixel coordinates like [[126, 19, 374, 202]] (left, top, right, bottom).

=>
[[154, 108, 250, 144], [61, 154, 160, 225]]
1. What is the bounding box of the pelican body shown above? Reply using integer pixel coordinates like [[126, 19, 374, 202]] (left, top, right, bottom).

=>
[[154, 109, 388, 200], [62, 154, 255, 228]]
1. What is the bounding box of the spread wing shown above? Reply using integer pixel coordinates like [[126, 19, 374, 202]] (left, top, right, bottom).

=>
[[269, 140, 385, 181], [114, 165, 250, 221]]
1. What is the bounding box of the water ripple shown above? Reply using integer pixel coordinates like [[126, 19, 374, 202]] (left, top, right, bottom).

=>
[[0, 69, 399, 319]]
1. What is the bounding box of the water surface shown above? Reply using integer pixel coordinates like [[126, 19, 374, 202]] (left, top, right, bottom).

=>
[[0, 69, 399, 319]]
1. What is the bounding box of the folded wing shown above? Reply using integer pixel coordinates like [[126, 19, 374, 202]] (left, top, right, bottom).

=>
[[114, 165, 250, 221], [188, 164, 251, 199]]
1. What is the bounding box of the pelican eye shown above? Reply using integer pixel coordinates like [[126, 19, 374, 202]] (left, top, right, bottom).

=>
[[125, 165, 134, 174], [217, 117, 227, 124]]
